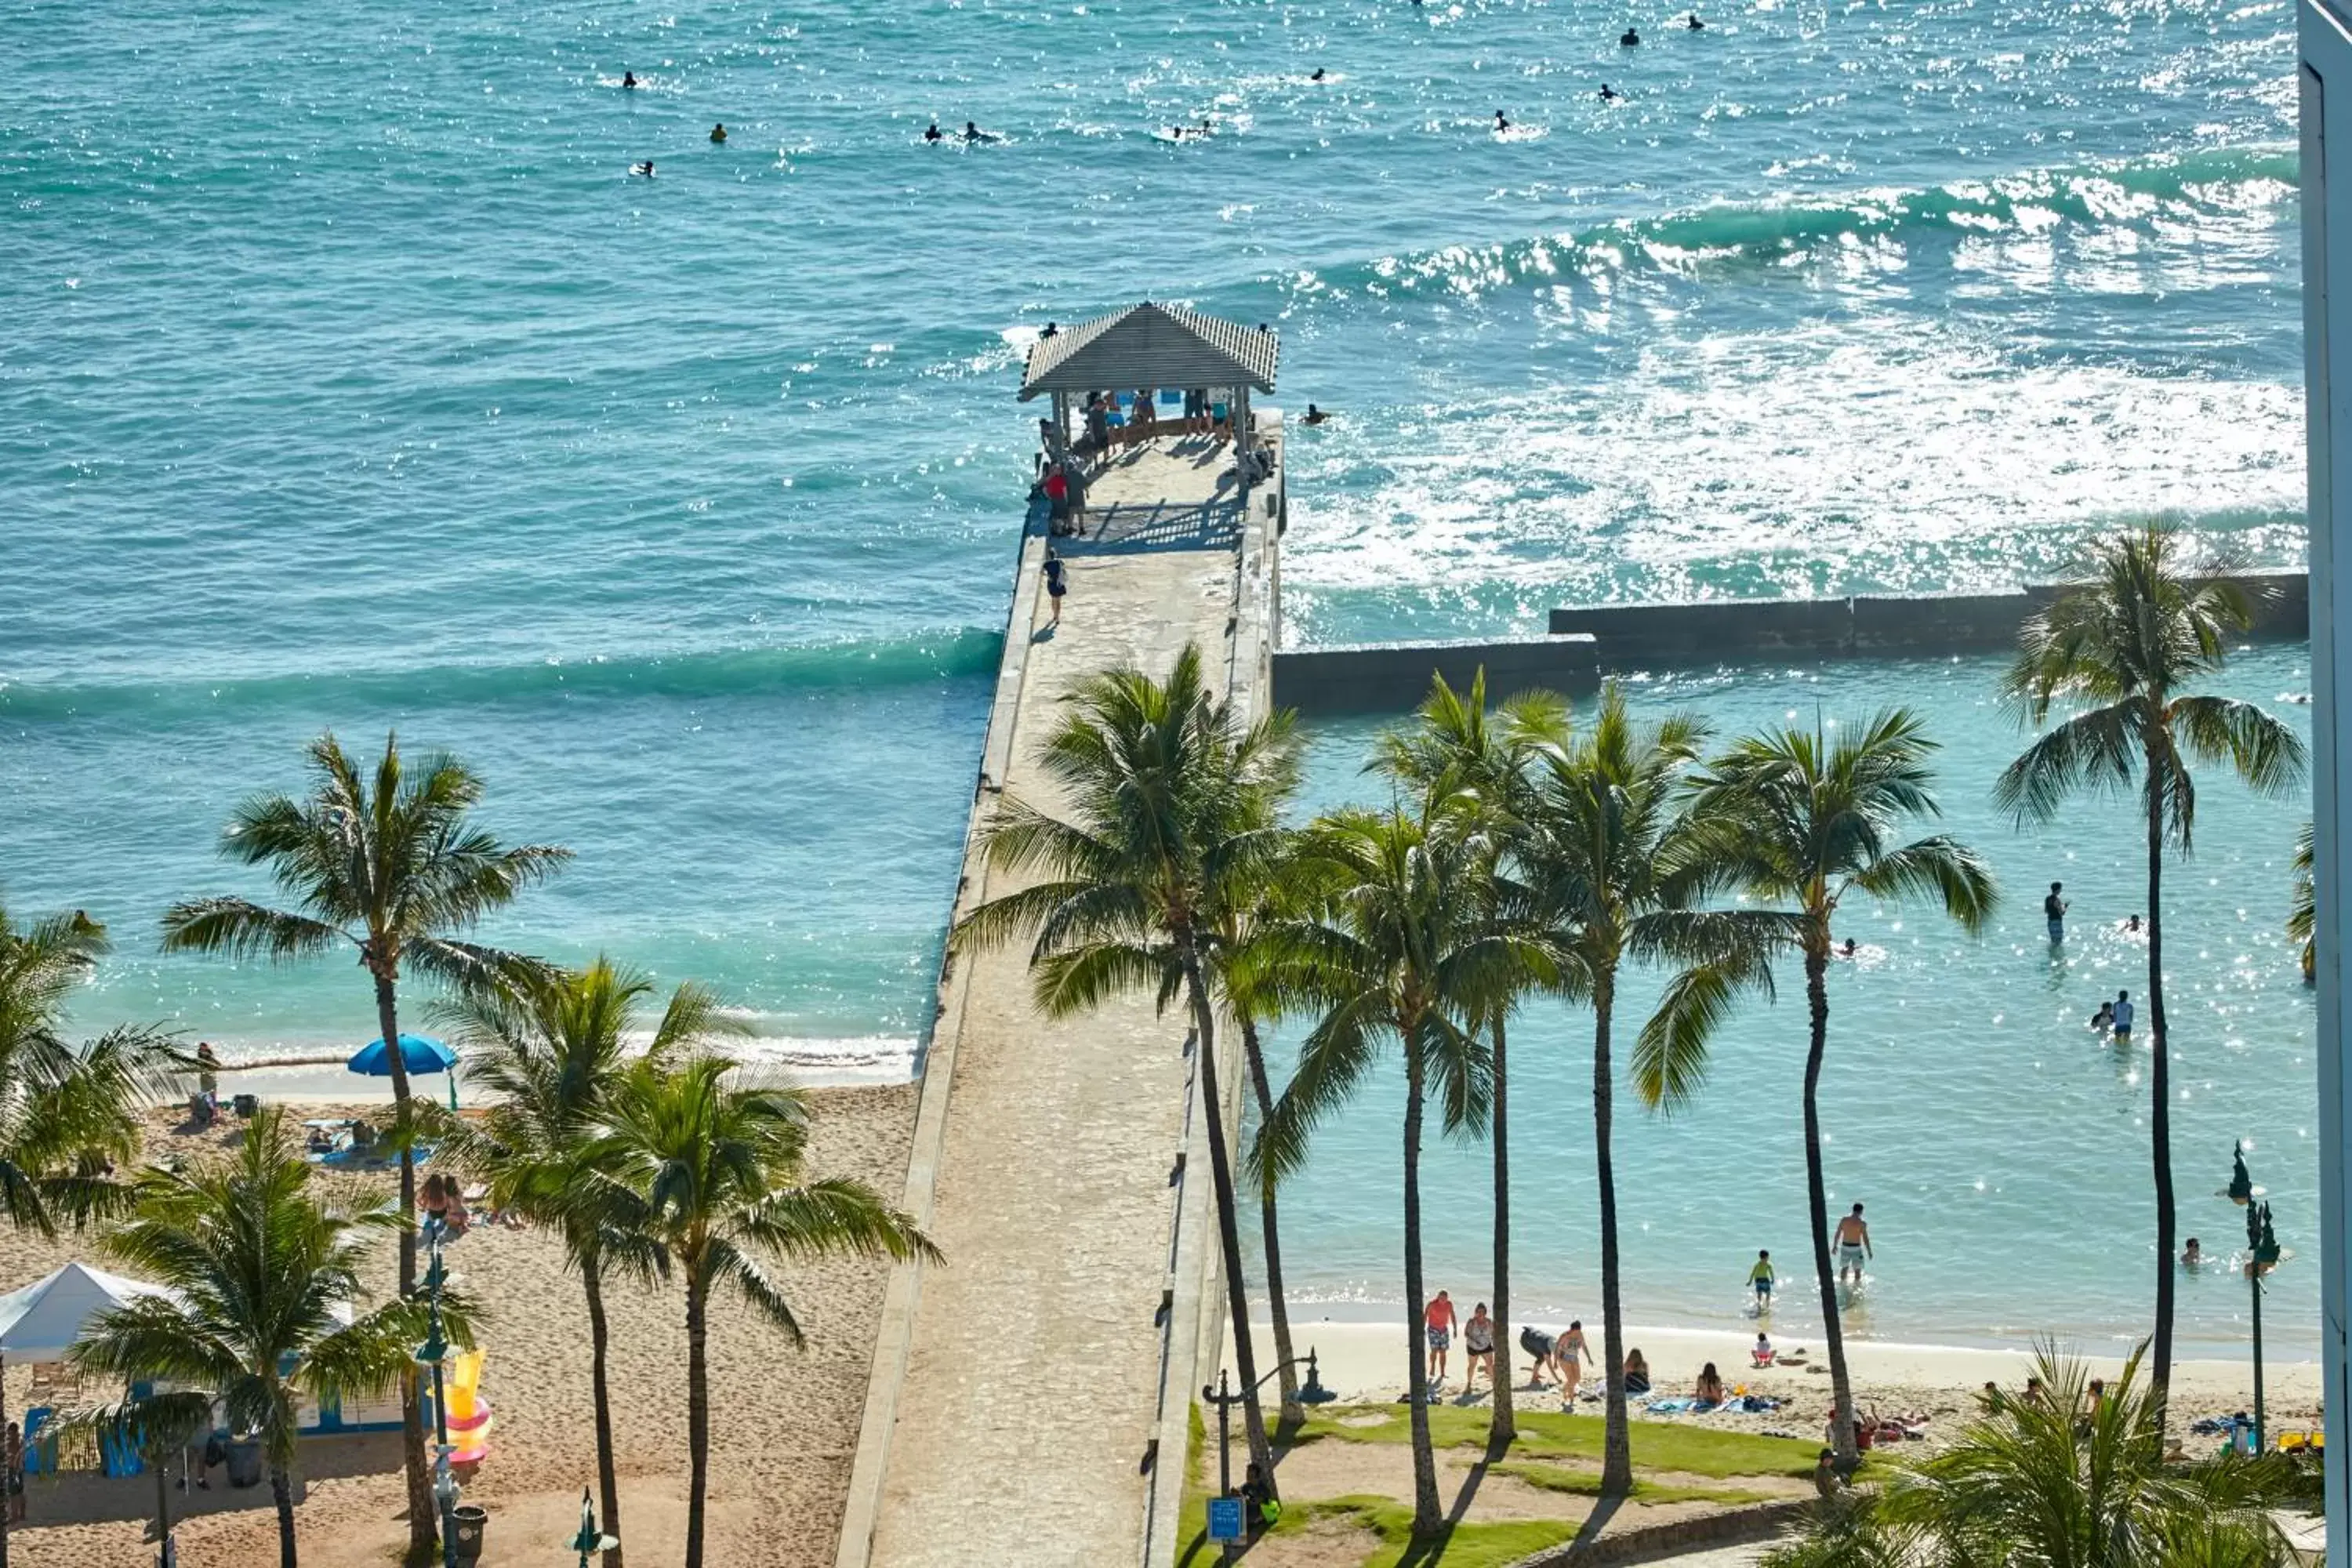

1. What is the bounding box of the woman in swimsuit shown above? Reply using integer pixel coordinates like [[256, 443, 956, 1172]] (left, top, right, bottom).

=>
[[1622, 1347, 1651, 1395], [1694, 1363, 1726, 1405], [1462, 1303, 1497, 1394], [1557, 1319, 1591, 1403]]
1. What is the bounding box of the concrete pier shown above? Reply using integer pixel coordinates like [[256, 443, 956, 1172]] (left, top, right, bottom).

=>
[[836, 428, 1280, 1568]]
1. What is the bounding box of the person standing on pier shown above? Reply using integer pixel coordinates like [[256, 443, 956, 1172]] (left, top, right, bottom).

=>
[[1043, 548, 1067, 624]]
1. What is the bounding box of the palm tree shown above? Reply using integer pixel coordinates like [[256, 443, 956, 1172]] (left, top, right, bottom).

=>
[[1254, 804, 1542, 1538], [66, 1106, 437, 1568], [594, 1055, 935, 1568], [1520, 682, 1770, 1494], [162, 732, 568, 1557], [1762, 1345, 2292, 1567], [953, 643, 1300, 1487], [1370, 670, 1565, 1444], [2291, 822, 2315, 985], [434, 960, 735, 1568], [1664, 712, 1994, 1471], [0, 902, 181, 1235], [1996, 526, 2307, 1406], [1213, 916, 1307, 1427]]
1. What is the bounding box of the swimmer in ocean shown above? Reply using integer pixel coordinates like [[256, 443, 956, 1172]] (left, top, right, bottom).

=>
[[631, 160, 655, 176], [1687, 12, 1704, 25], [1494, 109, 1510, 131], [963, 120, 996, 142], [924, 121, 944, 142], [1599, 82, 1622, 101], [1621, 26, 1640, 44], [622, 71, 638, 89], [1302, 402, 1329, 425], [1311, 67, 1327, 81], [710, 123, 728, 143]]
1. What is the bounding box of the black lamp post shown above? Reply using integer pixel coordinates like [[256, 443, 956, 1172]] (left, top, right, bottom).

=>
[[2227, 1144, 2285, 1453], [568, 1486, 617, 1567], [1201, 1350, 1337, 1562], [416, 1216, 461, 1568]]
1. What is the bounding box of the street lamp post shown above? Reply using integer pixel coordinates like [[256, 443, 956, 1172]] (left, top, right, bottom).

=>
[[417, 1216, 461, 1568], [2227, 1144, 2285, 1453], [568, 1486, 618, 1568], [1200, 1349, 1338, 1562]]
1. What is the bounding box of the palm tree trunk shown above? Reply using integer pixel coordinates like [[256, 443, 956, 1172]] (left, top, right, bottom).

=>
[[1802, 946, 1857, 1471], [684, 1271, 710, 1568], [583, 1261, 625, 1568], [1592, 968, 1632, 1495], [1489, 1014, 1515, 1444], [1240, 1015, 1302, 1427], [270, 1464, 298, 1568], [1180, 955, 1276, 1498], [2145, 763, 2176, 1416], [371, 971, 434, 1566], [1403, 1041, 1443, 1537]]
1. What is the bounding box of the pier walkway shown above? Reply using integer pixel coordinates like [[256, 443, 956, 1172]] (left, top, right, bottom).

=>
[[837, 428, 1281, 1568]]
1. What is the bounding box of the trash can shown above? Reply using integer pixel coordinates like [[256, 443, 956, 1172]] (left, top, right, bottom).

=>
[[224, 1438, 263, 1489], [451, 1504, 488, 1563]]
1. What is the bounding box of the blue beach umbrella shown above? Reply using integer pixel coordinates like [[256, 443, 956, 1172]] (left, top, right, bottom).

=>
[[350, 1033, 461, 1109]]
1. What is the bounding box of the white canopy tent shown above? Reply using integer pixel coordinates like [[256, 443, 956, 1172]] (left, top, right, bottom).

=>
[[0, 1262, 173, 1364]]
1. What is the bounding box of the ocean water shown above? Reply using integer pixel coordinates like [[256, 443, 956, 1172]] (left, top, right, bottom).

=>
[[1267, 645, 2320, 1354], [1, 0, 2310, 1338]]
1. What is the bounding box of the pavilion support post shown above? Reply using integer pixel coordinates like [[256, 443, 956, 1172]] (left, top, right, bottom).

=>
[[1236, 387, 1253, 503]]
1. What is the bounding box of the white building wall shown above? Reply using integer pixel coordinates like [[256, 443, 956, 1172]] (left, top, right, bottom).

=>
[[2302, 3, 2352, 1554]]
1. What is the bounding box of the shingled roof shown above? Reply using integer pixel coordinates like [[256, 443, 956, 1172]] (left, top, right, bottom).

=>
[[1018, 302, 1278, 401]]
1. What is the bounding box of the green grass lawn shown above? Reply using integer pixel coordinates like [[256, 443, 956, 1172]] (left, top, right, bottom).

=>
[[1174, 1399, 1820, 1566], [1491, 1461, 1774, 1506], [1299, 1402, 1826, 1480]]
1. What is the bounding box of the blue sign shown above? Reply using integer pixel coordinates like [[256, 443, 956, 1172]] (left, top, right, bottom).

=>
[[1207, 1495, 1246, 1541]]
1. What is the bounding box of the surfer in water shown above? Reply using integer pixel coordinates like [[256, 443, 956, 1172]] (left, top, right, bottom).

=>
[[1621, 25, 1641, 44], [1494, 109, 1511, 131], [963, 120, 998, 142], [1302, 402, 1330, 425], [622, 71, 638, 89], [1599, 82, 1622, 101], [709, 122, 727, 143], [924, 121, 944, 142], [1311, 67, 1327, 81], [1687, 12, 1704, 24], [630, 160, 655, 177]]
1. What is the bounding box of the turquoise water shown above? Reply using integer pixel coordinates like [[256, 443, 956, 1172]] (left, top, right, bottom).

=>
[[1, 0, 2311, 1334], [1268, 645, 2320, 1353]]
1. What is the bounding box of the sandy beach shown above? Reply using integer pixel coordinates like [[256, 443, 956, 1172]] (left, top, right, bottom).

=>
[[2, 1083, 915, 1568], [1231, 1316, 2323, 1450]]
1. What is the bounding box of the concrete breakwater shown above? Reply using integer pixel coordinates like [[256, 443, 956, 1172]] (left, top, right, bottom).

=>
[[1272, 571, 2308, 715]]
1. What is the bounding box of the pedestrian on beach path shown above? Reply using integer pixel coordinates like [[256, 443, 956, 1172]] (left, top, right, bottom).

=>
[[1424, 1290, 1457, 1387], [2044, 880, 2068, 941], [1043, 548, 1066, 623]]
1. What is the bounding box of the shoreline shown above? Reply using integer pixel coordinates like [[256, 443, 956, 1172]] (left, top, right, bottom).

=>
[[1229, 1318, 2321, 1446]]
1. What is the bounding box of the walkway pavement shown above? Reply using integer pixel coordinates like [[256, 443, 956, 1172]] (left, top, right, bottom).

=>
[[838, 434, 1279, 1568]]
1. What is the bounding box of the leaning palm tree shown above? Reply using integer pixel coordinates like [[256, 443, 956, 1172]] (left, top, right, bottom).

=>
[[67, 1106, 438, 1568], [1254, 803, 1543, 1539], [1523, 682, 1774, 1494], [0, 902, 181, 1234], [1997, 526, 2307, 1407], [953, 643, 1300, 1487], [594, 1055, 935, 1568], [1762, 1345, 2292, 1567], [162, 731, 569, 1556], [1664, 712, 1994, 1471], [1370, 669, 1565, 1444], [2291, 822, 2315, 985], [434, 960, 735, 1568]]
